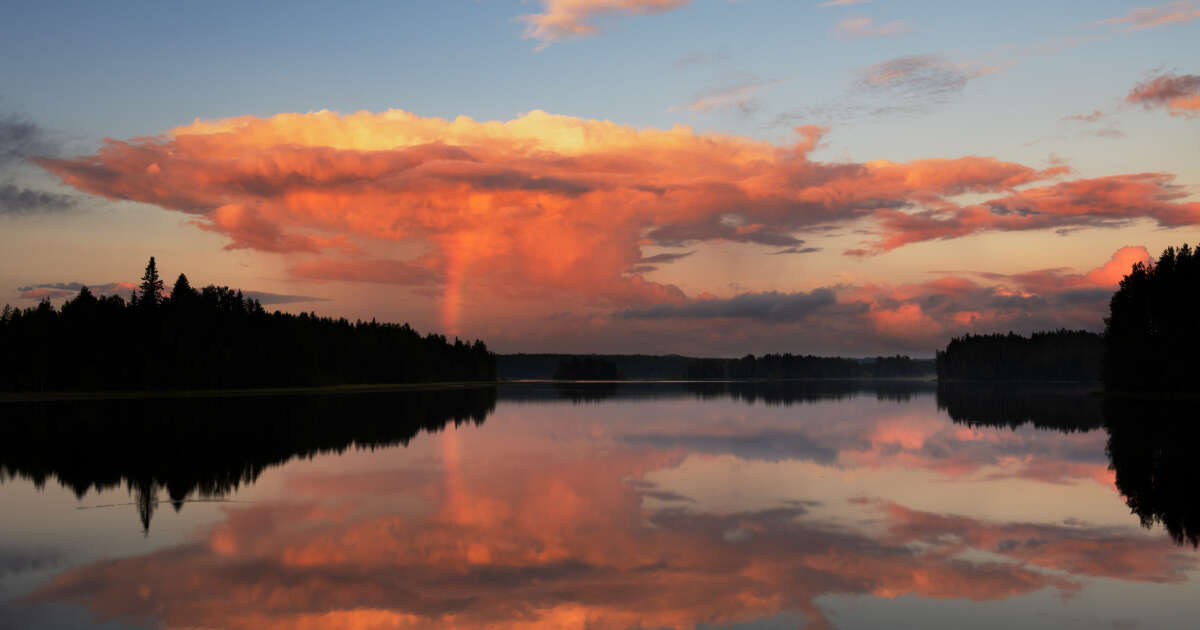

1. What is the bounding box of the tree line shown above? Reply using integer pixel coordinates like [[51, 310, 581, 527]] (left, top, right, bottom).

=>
[[684, 354, 934, 380], [935, 330, 1104, 382], [0, 258, 496, 392], [936, 244, 1197, 392]]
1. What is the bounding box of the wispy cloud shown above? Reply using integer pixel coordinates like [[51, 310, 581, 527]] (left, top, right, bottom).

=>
[[835, 17, 911, 39], [818, 0, 870, 7], [519, 0, 692, 48], [670, 79, 782, 115], [1062, 110, 1106, 123], [1099, 1, 1200, 31], [673, 50, 728, 68]]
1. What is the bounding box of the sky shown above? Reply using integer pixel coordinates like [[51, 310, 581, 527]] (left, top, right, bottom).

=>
[[1, 0, 1198, 356]]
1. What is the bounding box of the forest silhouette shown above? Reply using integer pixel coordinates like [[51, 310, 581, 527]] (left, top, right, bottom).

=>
[[936, 243, 1197, 392], [0, 258, 496, 392]]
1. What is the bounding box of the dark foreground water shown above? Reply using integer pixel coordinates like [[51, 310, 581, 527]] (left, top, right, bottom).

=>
[[1, 381, 1197, 629]]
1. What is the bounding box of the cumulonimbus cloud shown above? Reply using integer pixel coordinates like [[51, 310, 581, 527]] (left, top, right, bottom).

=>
[[519, 0, 692, 48], [34, 109, 1200, 334], [1127, 72, 1200, 118]]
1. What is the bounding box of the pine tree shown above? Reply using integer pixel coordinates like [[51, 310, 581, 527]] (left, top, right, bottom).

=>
[[136, 257, 165, 308], [170, 273, 196, 303]]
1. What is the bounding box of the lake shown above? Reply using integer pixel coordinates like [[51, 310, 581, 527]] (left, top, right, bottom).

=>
[[1, 381, 1197, 629]]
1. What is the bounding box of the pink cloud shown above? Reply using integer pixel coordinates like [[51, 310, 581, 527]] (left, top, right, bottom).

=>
[[835, 17, 912, 39], [1100, 2, 1200, 31], [518, 0, 692, 48]]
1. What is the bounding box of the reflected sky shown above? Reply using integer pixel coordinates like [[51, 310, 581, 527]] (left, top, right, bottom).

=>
[[1, 383, 1197, 629]]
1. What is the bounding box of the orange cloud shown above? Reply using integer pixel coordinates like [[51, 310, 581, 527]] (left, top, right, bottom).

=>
[[35, 110, 1200, 337], [518, 0, 692, 47], [1127, 72, 1200, 118]]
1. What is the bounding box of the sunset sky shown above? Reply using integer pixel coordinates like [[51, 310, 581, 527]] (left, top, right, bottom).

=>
[[2, 0, 1198, 355]]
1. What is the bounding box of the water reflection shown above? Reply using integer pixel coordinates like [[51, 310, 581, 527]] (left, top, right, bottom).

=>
[[2, 382, 1198, 629], [0, 388, 496, 532], [1105, 398, 1200, 548]]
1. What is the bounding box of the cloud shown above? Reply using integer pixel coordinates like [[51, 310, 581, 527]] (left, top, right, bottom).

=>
[[0, 115, 55, 169], [288, 258, 441, 286], [835, 17, 912, 39], [1126, 72, 1200, 118], [770, 246, 822, 255], [1100, 2, 1200, 31], [673, 50, 727, 68], [518, 0, 692, 48], [857, 54, 979, 106], [13, 280, 325, 305], [0, 183, 73, 215], [35, 109, 1200, 337], [818, 0, 869, 6], [620, 288, 840, 321], [16, 281, 135, 300], [638, 251, 694, 264], [853, 173, 1199, 256], [1062, 110, 1106, 123], [0, 115, 75, 216], [670, 79, 782, 115], [241, 291, 330, 305]]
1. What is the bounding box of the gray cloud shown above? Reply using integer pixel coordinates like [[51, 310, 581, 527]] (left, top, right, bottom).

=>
[[639, 251, 695, 264], [770, 246, 822, 255], [0, 115, 55, 168], [242, 290, 330, 305], [15, 281, 327, 305], [620, 288, 838, 321], [0, 182, 74, 215], [0, 114, 75, 215], [774, 54, 992, 127]]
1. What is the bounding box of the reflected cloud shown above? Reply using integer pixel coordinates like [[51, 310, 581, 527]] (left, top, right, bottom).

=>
[[9, 384, 1199, 629]]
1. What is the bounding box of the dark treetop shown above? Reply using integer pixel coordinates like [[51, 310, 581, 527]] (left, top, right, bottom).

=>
[[1104, 243, 1200, 393]]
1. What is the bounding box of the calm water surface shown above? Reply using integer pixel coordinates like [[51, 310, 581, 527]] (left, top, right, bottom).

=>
[[1, 382, 1197, 629]]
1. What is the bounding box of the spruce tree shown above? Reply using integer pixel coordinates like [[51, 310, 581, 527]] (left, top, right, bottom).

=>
[[137, 257, 165, 307]]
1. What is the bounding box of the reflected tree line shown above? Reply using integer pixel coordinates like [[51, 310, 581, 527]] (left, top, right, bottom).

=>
[[0, 387, 496, 532], [0, 258, 496, 392], [0, 381, 1195, 548], [937, 244, 1199, 392], [938, 384, 1199, 547], [513, 379, 938, 405]]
